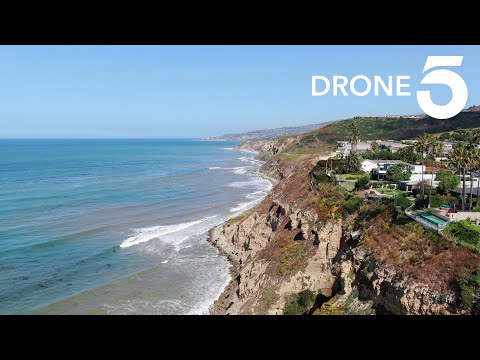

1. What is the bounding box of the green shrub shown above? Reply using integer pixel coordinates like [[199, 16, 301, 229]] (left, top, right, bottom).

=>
[[355, 176, 370, 190], [430, 195, 456, 208], [459, 268, 480, 313], [298, 289, 315, 307], [393, 195, 412, 210], [283, 289, 316, 315], [344, 196, 363, 214], [474, 207, 480, 213], [444, 221, 480, 251], [283, 301, 300, 315]]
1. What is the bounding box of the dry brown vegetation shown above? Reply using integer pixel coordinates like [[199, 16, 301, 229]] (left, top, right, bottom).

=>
[[361, 206, 480, 292]]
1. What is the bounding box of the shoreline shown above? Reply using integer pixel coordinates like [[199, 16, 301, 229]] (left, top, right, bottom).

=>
[[207, 168, 277, 315]]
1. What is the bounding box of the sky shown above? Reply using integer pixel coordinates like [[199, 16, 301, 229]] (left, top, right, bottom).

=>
[[0, 45, 479, 138]]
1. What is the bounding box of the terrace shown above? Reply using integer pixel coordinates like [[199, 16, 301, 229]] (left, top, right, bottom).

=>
[[405, 206, 451, 231]]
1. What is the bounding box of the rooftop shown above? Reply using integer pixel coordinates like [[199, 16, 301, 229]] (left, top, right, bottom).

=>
[[364, 159, 411, 165], [452, 188, 480, 196]]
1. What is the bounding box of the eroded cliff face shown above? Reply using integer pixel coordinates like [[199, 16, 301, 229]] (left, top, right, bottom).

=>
[[236, 137, 298, 158], [213, 200, 342, 314], [211, 141, 479, 315], [212, 157, 344, 314], [333, 244, 474, 315]]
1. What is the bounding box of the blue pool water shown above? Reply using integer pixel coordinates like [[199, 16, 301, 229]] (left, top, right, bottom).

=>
[[0, 139, 271, 314]]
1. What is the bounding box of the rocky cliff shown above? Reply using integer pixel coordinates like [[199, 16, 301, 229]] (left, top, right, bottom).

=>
[[210, 139, 480, 315]]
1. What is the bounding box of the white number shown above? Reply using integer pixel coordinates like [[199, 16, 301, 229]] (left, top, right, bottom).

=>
[[416, 56, 468, 119]]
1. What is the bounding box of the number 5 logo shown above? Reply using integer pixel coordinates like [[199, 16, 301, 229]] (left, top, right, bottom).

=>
[[416, 56, 468, 119]]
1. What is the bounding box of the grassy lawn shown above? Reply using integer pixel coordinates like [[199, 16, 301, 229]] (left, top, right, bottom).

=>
[[343, 173, 367, 180], [444, 221, 480, 253], [377, 189, 406, 197]]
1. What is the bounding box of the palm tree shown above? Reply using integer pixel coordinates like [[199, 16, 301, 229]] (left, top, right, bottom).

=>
[[464, 130, 480, 210], [466, 147, 480, 210], [451, 144, 469, 211], [474, 148, 480, 209], [426, 138, 443, 208], [346, 150, 362, 173], [349, 121, 360, 152], [415, 134, 432, 208], [370, 141, 379, 152]]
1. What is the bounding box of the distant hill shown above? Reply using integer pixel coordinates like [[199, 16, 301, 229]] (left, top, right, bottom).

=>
[[463, 105, 480, 112], [202, 121, 334, 141], [265, 111, 480, 155]]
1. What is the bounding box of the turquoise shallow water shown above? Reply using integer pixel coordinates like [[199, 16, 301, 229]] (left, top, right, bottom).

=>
[[0, 139, 271, 314]]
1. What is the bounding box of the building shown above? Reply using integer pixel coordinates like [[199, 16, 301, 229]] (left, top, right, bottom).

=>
[[337, 140, 409, 158], [361, 159, 412, 180], [336, 141, 371, 158], [451, 187, 480, 208], [399, 175, 438, 192]]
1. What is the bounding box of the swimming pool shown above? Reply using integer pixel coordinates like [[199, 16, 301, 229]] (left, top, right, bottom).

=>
[[421, 214, 447, 227]]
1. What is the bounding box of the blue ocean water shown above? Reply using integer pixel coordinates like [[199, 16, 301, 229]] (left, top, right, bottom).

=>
[[0, 139, 271, 314]]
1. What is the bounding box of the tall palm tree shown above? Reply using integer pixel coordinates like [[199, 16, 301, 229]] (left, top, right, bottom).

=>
[[415, 134, 432, 208], [465, 130, 480, 210], [451, 144, 469, 211], [426, 138, 443, 208], [349, 121, 360, 152], [474, 148, 480, 209], [346, 150, 362, 173]]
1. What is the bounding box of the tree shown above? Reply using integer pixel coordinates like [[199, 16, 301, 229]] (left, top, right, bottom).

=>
[[436, 170, 460, 194], [451, 144, 469, 211], [345, 150, 362, 173], [349, 121, 360, 151], [474, 148, 480, 208], [396, 146, 422, 164], [370, 141, 380, 153], [415, 134, 433, 207], [465, 130, 480, 210], [426, 138, 443, 208], [387, 164, 412, 182], [355, 175, 370, 190]]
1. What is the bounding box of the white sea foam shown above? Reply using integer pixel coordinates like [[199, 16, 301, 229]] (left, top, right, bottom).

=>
[[233, 167, 248, 175], [162, 260, 168, 264], [229, 199, 261, 213], [209, 166, 250, 174], [222, 147, 234, 151], [246, 190, 266, 199], [240, 149, 258, 154], [120, 217, 214, 248], [227, 181, 255, 188]]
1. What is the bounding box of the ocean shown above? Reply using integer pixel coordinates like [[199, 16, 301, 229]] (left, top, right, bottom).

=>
[[0, 139, 271, 314]]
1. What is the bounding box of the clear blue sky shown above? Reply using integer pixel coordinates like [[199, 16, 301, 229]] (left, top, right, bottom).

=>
[[1, 45, 479, 138]]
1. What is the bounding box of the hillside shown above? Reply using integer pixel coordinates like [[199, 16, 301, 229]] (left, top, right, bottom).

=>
[[296, 111, 480, 147], [242, 112, 480, 160], [202, 121, 334, 141]]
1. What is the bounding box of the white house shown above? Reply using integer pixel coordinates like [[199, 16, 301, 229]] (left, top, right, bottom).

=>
[[361, 159, 379, 173], [412, 164, 426, 174], [361, 159, 412, 180]]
